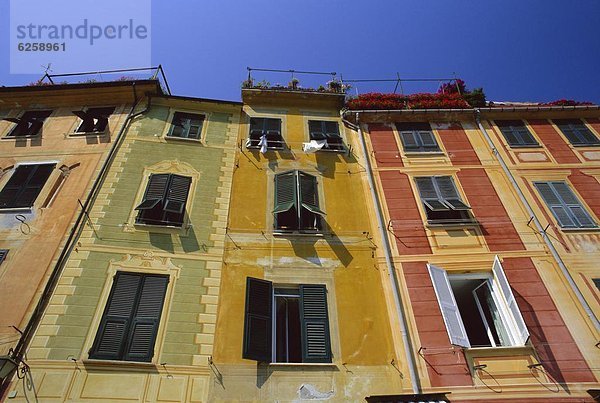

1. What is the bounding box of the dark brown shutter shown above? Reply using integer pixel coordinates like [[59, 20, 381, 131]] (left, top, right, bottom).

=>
[[300, 284, 331, 363], [0, 164, 54, 208], [124, 275, 168, 362], [243, 277, 273, 362], [164, 175, 192, 214]]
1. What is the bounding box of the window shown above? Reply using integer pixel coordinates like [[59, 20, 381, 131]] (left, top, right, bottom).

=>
[[428, 256, 529, 348], [135, 173, 192, 227], [534, 181, 597, 229], [73, 107, 115, 133], [307, 120, 345, 151], [0, 250, 8, 265], [396, 122, 440, 152], [274, 170, 325, 232], [4, 110, 52, 137], [89, 272, 168, 362], [0, 164, 55, 209], [593, 279, 600, 292], [415, 176, 472, 223], [167, 112, 205, 140], [247, 117, 284, 149], [243, 277, 332, 363], [554, 119, 600, 146], [495, 120, 539, 147]]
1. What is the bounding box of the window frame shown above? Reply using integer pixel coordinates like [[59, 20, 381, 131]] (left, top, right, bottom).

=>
[[243, 277, 332, 364], [71, 106, 116, 135], [273, 170, 326, 234], [494, 120, 540, 148], [534, 181, 597, 229], [306, 119, 346, 153], [427, 256, 529, 349], [246, 116, 285, 150], [165, 111, 206, 142], [396, 122, 442, 153], [0, 162, 57, 210], [134, 173, 192, 228], [553, 119, 600, 147], [414, 175, 473, 225], [3, 110, 53, 138]]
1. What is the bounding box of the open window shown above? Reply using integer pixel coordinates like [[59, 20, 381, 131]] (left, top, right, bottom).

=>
[[534, 181, 597, 229], [396, 122, 440, 153], [247, 117, 284, 149], [307, 120, 345, 152], [428, 257, 529, 348], [0, 163, 55, 209], [495, 120, 539, 147], [167, 112, 205, 140], [243, 277, 332, 363], [135, 173, 192, 227], [73, 107, 115, 133], [415, 176, 472, 224], [89, 272, 168, 362], [274, 170, 325, 232], [4, 110, 52, 137], [553, 119, 600, 146]]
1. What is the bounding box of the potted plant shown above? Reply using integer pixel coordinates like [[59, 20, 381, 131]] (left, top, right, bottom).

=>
[[327, 80, 342, 92], [289, 78, 300, 89]]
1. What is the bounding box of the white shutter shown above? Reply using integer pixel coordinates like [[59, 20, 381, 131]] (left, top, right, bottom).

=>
[[492, 256, 529, 345], [427, 264, 470, 348]]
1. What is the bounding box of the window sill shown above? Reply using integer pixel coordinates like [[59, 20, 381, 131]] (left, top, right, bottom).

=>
[[273, 230, 325, 237], [0, 207, 33, 213], [560, 227, 600, 233], [133, 222, 189, 235], [247, 146, 286, 151], [426, 220, 479, 229], [82, 359, 157, 370], [464, 345, 534, 358], [404, 151, 444, 156], [571, 144, 600, 148], [68, 130, 108, 137], [508, 145, 542, 149], [268, 362, 336, 368], [165, 135, 203, 144], [1, 135, 41, 140]]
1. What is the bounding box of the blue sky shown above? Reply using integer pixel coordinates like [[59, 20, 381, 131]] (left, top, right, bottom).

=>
[[1, 0, 599, 103]]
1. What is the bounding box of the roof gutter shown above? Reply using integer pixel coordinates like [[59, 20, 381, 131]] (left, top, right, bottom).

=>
[[474, 109, 600, 333], [344, 104, 600, 116], [345, 112, 422, 394]]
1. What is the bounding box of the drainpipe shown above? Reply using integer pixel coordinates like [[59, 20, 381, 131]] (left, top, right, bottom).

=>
[[0, 82, 153, 397], [475, 109, 600, 332], [348, 112, 421, 394]]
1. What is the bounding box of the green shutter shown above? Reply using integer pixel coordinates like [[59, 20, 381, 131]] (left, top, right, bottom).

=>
[[300, 285, 331, 363], [535, 182, 576, 228], [124, 275, 168, 362], [164, 175, 191, 214], [309, 120, 326, 140], [243, 277, 273, 362], [299, 172, 325, 216], [135, 174, 169, 210], [90, 273, 142, 360], [551, 182, 596, 228], [274, 171, 297, 214]]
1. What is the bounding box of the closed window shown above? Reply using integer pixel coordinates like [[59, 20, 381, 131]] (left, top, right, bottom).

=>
[[0, 163, 55, 209], [428, 256, 529, 348], [4, 110, 52, 137], [135, 174, 192, 227], [243, 277, 332, 363], [396, 122, 440, 152], [274, 170, 325, 232], [415, 176, 472, 223], [554, 119, 600, 146], [73, 107, 115, 133], [307, 120, 345, 151], [534, 181, 596, 229], [167, 112, 205, 140], [89, 272, 168, 362], [247, 117, 284, 149], [496, 120, 538, 147]]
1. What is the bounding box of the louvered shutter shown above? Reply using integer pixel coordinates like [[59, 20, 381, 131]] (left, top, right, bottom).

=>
[[428, 264, 470, 348], [124, 275, 168, 362], [552, 182, 596, 228], [73, 110, 95, 132], [436, 176, 470, 210], [164, 175, 192, 214], [415, 177, 447, 211], [400, 131, 419, 151], [535, 182, 578, 228], [0, 164, 55, 208], [418, 131, 439, 150], [243, 277, 273, 362], [0, 249, 8, 264], [274, 171, 297, 214], [299, 172, 325, 216], [265, 118, 282, 147], [90, 273, 142, 360], [300, 284, 332, 363], [309, 120, 326, 140], [170, 112, 186, 138], [492, 256, 529, 345], [577, 124, 600, 145], [249, 117, 264, 140], [88, 107, 115, 132], [135, 174, 169, 210], [499, 125, 520, 146]]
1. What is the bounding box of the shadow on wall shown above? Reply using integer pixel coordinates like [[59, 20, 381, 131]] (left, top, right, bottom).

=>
[[149, 232, 174, 254]]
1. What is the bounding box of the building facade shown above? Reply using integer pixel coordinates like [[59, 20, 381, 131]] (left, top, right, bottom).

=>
[[346, 104, 600, 401], [211, 87, 403, 401], [8, 94, 240, 401]]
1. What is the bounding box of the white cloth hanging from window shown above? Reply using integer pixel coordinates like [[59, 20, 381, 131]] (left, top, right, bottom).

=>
[[302, 140, 328, 153], [258, 134, 268, 153]]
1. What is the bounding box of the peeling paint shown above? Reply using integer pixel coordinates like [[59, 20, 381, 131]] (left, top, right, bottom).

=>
[[295, 384, 334, 401]]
